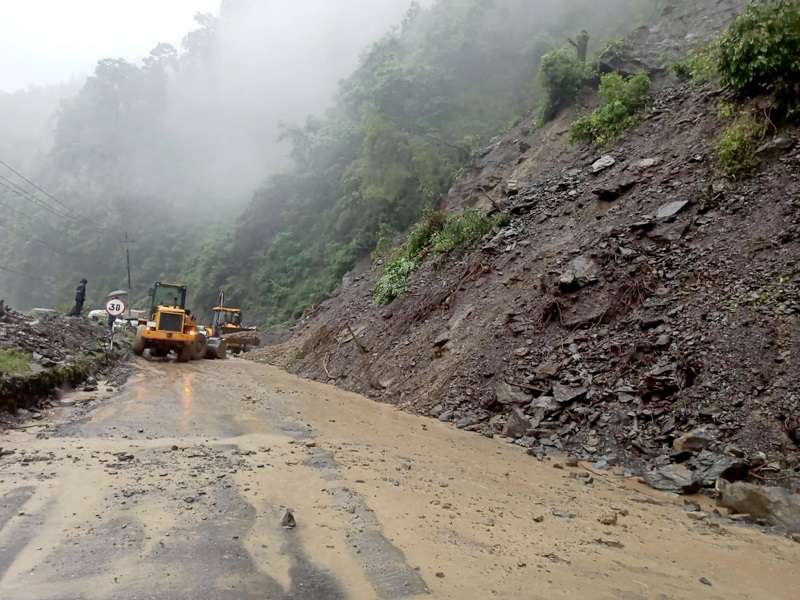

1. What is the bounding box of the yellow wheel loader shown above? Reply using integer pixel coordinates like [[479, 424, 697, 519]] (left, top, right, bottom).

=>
[[207, 290, 259, 356], [132, 282, 210, 362]]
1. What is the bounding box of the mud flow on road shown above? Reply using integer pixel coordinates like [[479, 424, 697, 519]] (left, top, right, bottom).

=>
[[1, 359, 798, 599]]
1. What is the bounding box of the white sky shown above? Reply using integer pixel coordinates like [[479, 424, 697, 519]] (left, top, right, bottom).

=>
[[0, 0, 221, 92]]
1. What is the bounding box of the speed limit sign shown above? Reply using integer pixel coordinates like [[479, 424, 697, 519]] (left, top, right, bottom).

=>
[[105, 298, 127, 317]]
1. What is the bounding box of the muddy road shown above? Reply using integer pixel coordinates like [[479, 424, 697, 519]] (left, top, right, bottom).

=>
[[0, 359, 798, 599]]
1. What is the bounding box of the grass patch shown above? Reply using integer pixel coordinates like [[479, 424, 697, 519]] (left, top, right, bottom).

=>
[[569, 72, 651, 146], [715, 114, 766, 179], [373, 209, 503, 305], [0, 349, 31, 374]]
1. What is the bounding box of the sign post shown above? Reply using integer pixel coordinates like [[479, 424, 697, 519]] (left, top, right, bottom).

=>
[[105, 298, 127, 352]]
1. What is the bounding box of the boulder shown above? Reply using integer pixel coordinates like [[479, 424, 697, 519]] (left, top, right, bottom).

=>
[[529, 396, 560, 415], [559, 257, 599, 292], [688, 451, 749, 487], [503, 407, 531, 439], [673, 427, 717, 453], [643, 464, 699, 494], [552, 383, 588, 405], [755, 136, 796, 156], [495, 381, 533, 406], [592, 178, 636, 201], [718, 481, 800, 533], [591, 155, 616, 174], [534, 361, 560, 380], [656, 200, 689, 221]]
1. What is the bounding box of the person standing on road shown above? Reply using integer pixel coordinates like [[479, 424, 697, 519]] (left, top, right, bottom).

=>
[[68, 279, 88, 317]]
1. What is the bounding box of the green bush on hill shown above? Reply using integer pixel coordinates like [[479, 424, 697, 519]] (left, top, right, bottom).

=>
[[718, 0, 800, 103], [538, 48, 588, 123], [671, 45, 719, 83], [373, 209, 501, 305], [569, 71, 651, 145], [715, 114, 766, 179]]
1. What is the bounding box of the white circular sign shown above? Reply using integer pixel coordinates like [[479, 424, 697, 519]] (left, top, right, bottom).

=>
[[105, 298, 127, 317]]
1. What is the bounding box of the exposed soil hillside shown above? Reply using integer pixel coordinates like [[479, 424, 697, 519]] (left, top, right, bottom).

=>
[[251, 0, 799, 491]]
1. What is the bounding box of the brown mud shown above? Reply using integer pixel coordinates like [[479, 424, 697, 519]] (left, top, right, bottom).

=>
[[1, 358, 799, 599]]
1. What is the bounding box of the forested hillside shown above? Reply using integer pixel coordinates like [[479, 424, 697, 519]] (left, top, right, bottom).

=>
[[1, 0, 662, 321], [199, 0, 664, 324]]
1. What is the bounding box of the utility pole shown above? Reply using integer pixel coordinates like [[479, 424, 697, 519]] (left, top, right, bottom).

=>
[[123, 232, 134, 318]]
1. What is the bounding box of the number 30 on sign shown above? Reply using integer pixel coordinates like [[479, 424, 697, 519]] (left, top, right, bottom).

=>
[[106, 298, 127, 317]]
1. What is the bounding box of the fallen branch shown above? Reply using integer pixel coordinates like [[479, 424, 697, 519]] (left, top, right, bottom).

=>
[[322, 352, 335, 380], [346, 323, 369, 355], [503, 378, 546, 394]]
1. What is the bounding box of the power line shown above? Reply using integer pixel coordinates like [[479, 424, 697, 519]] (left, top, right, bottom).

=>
[[0, 160, 112, 233], [0, 158, 101, 224], [0, 190, 65, 239], [0, 263, 55, 284], [0, 175, 82, 224], [0, 218, 82, 258]]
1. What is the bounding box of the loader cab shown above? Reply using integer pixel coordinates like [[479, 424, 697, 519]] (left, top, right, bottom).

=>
[[211, 306, 242, 336], [148, 282, 187, 318]]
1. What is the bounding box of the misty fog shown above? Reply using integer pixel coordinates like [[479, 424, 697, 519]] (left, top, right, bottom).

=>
[[2, 0, 424, 208]]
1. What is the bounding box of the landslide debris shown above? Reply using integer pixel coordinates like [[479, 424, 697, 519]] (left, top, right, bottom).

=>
[[0, 303, 127, 415], [250, 0, 800, 511]]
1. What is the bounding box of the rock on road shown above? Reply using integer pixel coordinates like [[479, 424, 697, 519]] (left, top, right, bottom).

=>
[[1, 359, 799, 599]]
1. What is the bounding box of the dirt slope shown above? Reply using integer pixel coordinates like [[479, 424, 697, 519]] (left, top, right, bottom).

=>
[[251, 0, 799, 489]]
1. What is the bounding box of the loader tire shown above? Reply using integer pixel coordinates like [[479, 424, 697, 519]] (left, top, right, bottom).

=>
[[133, 326, 146, 356], [192, 336, 208, 361], [215, 340, 227, 360], [177, 343, 193, 363]]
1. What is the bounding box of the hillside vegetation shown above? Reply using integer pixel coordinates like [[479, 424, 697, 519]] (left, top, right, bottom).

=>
[[2, 0, 660, 321]]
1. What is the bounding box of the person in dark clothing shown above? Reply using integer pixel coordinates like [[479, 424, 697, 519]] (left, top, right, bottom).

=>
[[68, 279, 87, 317]]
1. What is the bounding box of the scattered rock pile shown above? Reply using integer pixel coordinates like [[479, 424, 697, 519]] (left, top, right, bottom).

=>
[[0, 303, 125, 414], [253, 79, 800, 505], [0, 304, 107, 366]]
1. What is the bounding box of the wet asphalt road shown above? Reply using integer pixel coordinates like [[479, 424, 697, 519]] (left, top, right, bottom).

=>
[[2, 358, 800, 600], [0, 359, 426, 600]]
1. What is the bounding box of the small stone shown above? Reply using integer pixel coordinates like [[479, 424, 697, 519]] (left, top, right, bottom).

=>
[[699, 577, 712, 587], [687, 512, 708, 521], [634, 157, 661, 170], [565, 456, 579, 467], [599, 513, 618, 526], [654, 334, 671, 348], [435, 572, 445, 579], [281, 509, 296, 529]]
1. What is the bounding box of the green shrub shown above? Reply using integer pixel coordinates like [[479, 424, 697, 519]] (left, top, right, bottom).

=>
[[569, 72, 651, 145], [539, 48, 588, 122], [372, 209, 501, 304], [373, 256, 420, 305], [719, 0, 800, 101], [0, 349, 31, 374], [431, 209, 497, 255], [671, 45, 719, 83], [715, 114, 766, 179]]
